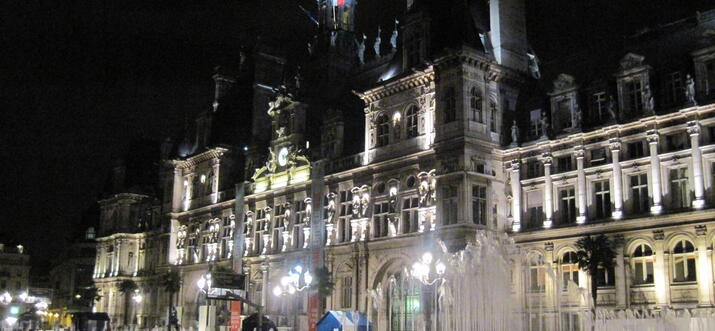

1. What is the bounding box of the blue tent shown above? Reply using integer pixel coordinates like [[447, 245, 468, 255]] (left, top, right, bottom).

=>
[[316, 310, 373, 331]]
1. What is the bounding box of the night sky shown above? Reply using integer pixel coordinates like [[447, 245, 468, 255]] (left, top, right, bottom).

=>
[[1, 0, 713, 275]]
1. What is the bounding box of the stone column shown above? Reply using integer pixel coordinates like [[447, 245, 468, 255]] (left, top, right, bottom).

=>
[[260, 263, 270, 310], [695, 225, 713, 306], [653, 231, 669, 307], [172, 167, 183, 213], [575, 146, 587, 224], [609, 139, 624, 219], [542, 153, 554, 228], [614, 236, 627, 308], [647, 130, 663, 214], [211, 158, 221, 204], [510, 160, 522, 232], [688, 122, 706, 209]]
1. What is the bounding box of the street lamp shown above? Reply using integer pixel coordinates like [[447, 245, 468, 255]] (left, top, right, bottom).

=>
[[273, 265, 313, 330], [409, 250, 447, 331]]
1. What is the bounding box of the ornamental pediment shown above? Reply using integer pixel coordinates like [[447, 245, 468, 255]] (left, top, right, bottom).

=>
[[251, 144, 311, 193], [619, 52, 645, 71], [552, 73, 576, 92]]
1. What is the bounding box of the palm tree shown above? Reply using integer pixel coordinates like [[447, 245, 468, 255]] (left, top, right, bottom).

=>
[[77, 286, 102, 311], [574, 234, 616, 324], [118, 279, 138, 327], [162, 270, 181, 330]]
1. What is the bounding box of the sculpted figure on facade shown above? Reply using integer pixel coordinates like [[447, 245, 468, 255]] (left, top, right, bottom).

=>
[[418, 170, 436, 207], [325, 192, 337, 223], [607, 95, 617, 121], [510, 120, 519, 145], [642, 85, 654, 114], [686, 74, 697, 105], [356, 34, 366, 64], [540, 111, 549, 138], [374, 26, 382, 58], [390, 19, 399, 50], [573, 102, 582, 128]]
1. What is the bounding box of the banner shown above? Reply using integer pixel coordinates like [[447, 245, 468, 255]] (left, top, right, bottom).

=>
[[230, 301, 242, 331]]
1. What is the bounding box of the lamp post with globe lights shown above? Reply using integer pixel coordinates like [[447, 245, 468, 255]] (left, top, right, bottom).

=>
[[273, 265, 313, 330], [409, 250, 447, 331]]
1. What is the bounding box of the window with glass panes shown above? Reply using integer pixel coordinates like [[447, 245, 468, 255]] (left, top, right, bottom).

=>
[[626, 78, 643, 113], [561, 251, 580, 290], [663, 71, 683, 107], [341, 276, 352, 308], [594, 180, 611, 219], [528, 255, 546, 293], [489, 102, 497, 132], [672, 240, 697, 282], [669, 168, 689, 209], [596, 264, 615, 287], [471, 185, 487, 225], [556, 156, 573, 173], [442, 186, 458, 225], [630, 174, 649, 214], [526, 190, 543, 229], [338, 190, 353, 243], [590, 148, 607, 166], [372, 201, 389, 238], [292, 200, 307, 249], [529, 109, 543, 138], [592, 91, 607, 122], [632, 243, 654, 284], [665, 132, 689, 152], [627, 141, 646, 159], [406, 106, 419, 138], [470, 86, 483, 122], [390, 274, 421, 331], [377, 115, 389, 147], [401, 197, 419, 234], [559, 187, 577, 224]]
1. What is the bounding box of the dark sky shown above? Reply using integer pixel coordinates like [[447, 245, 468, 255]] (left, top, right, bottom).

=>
[[1, 0, 713, 274]]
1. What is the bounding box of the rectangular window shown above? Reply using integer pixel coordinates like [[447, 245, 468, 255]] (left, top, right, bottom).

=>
[[626, 78, 643, 113], [526, 190, 544, 229], [594, 180, 611, 219], [706, 59, 715, 96], [529, 109, 543, 138], [489, 102, 497, 132], [627, 141, 646, 159], [670, 168, 689, 209], [556, 156, 573, 173], [590, 148, 607, 166], [596, 265, 615, 287], [401, 197, 419, 234], [663, 71, 683, 107], [665, 132, 689, 152], [559, 187, 576, 224], [526, 161, 541, 179], [471, 185, 487, 225], [591, 92, 607, 122], [372, 202, 389, 238], [529, 266, 546, 293], [557, 99, 572, 130], [341, 276, 352, 308], [442, 186, 458, 225], [631, 174, 649, 214], [633, 259, 654, 285]]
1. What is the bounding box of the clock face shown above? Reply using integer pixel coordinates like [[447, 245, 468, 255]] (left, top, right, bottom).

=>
[[278, 147, 289, 166]]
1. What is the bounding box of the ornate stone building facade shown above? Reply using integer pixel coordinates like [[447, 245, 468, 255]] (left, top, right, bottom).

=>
[[92, 1, 715, 330]]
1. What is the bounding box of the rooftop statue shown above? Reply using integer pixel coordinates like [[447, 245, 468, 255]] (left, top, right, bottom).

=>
[[686, 74, 697, 106], [511, 120, 519, 145], [390, 19, 399, 50], [374, 26, 382, 58], [355, 34, 366, 64]]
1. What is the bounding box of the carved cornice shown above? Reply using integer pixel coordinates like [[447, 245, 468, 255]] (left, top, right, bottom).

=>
[[687, 121, 701, 136], [356, 68, 435, 105], [171, 147, 229, 169]]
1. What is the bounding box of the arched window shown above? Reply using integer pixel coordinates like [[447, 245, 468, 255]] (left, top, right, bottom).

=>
[[377, 114, 390, 147], [443, 87, 456, 123], [389, 274, 421, 331], [406, 105, 419, 138], [672, 239, 696, 282], [527, 253, 546, 293], [632, 243, 654, 284], [470, 87, 483, 123], [561, 251, 579, 290]]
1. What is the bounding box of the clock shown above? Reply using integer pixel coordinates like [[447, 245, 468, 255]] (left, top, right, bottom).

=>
[[278, 147, 289, 167]]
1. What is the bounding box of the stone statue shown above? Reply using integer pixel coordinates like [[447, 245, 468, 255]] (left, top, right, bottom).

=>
[[356, 34, 366, 64], [511, 120, 519, 145], [527, 51, 541, 79], [572, 102, 582, 128], [686, 74, 697, 105], [607, 95, 617, 121], [293, 66, 302, 90], [307, 41, 313, 55], [642, 85, 654, 114], [540, 111, 549, 138], [390, 19, 399, 50], [374, 26, 382, 58]]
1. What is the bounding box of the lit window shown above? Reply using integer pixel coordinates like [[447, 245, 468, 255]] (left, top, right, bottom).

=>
[[372, 201, 389, 238], [471, 185, 487, 225], [669, 168, 689, 209], [630, 174, 649, 214], [632, 243, 654, 285], [594, 180, 611, 219], [559, 187, 576, 224], [401, 197, 419, 234]]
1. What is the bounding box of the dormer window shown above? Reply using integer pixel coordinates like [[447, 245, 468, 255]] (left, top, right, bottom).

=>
[[625, 78, 643, 113], [591, 91, 607, 123], [528, 109, 542, 139], [662, 71, 683, 108], [470, 87, 483, 123], [376, 114, 390, 147]]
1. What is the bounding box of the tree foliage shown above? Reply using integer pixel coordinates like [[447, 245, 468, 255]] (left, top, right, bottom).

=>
[[314, 267, 335, 297], [118, 279, 138, 294], [162, 270, 181, 294], [574, 234, 616, 309]]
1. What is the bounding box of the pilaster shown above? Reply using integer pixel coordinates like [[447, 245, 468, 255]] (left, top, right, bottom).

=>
[[688, 122, 706, 209], [609, 139, 624, 219], [510, 159, 522, 232], [541, 153, 553, 228], [575, 146, 587, 224], [647, 130, 663, 215]]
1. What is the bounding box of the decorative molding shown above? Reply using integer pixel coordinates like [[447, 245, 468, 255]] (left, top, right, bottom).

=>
[[695, 224, 707, 237], [653, 230, 665, 241]]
